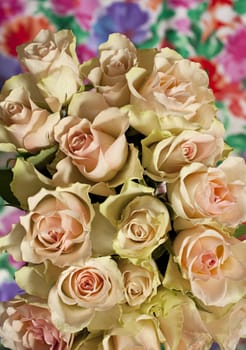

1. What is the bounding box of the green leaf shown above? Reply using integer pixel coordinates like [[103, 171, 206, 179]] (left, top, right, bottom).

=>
[[196, 34, 223, 59], [11, 158, 53, 210], [0, 169, 20, 207], [225, 133, 246, 153], [15, 262, 63, 299], [234, 0, 246, 14], [188, 2, 209, 21], [27, 143, 58, 171], [234, 224, 246, 239], [165, 30, 190, 58]]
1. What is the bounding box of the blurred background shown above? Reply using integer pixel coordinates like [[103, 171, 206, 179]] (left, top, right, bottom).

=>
[[0, 0, 245, 349]]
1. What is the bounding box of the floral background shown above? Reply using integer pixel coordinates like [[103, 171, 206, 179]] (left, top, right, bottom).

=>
[[0, 0, 245, 349]]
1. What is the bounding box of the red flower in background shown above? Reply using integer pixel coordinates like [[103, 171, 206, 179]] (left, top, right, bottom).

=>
[[191, 56, 246, 121], [190, 56, 225, 96], [0, 16, 55, 57]]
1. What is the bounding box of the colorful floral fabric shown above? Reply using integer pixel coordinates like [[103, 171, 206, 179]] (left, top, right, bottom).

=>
[[0, 1, 245, 349]]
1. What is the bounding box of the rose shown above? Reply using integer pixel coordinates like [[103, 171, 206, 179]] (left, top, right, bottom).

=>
[[17, 29, 79, 79], [0, 86, 59, 152], [102, 313, 164, 350], [54, 107, 129, 183], [0, 297, 73, 350], [173, 224, 246, 306], [126, 47, 215, 129], [1, 183, 94, 267], [16, 29, 82, 111], [48, 256, 124, 332], [80, 33, 137, 106], [143, 288, 212, 350], [118, 259, 160, 307], [142, 123, 225, 182], [201, 298, 246, 350], [168, 156, 246, 226], [100, 180, 170, 260]]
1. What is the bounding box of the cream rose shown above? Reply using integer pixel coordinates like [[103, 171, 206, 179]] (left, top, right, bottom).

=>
[[143, 288, 212, 350], [48, 257, 124, 332], [142, 124, 225, 182], [17, 29, 79, 79], [2, 183, 94, 267], [102, 313, 164, 350], [100, 180, 170, 260], [173, 224, 246, 306], [16, 29, 82, 111], [54, 107, 129, 183], [0, 297, 73, 350], [201, 298, 246, 350], [118, 259, 160, 307], [0, 86, 59, 152], [126, 47, 215, 129], [80, 33, 137, 106], [168, 156, 246, 226]]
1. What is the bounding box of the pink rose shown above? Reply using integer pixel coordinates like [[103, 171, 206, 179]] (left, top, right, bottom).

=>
[[48, 257, 124, 332], [0, 87, 59, 152], [173, 224, 246, 306], [127, 47, 215, 129], [0, 297, 73, 350], [168, 156, 246, 226], [4, 183, 95, 267], [144, 288, 212, 350], [142, 126, 225, 182], [54, 107, 129, 183]]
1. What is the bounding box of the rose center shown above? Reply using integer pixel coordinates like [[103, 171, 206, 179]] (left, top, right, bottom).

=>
[[201, 252, 218, 270], [24, 41, 56, 58], [181, 141, 197, 161], [70, 133, 93, 153], [77, 270, 104, 296]]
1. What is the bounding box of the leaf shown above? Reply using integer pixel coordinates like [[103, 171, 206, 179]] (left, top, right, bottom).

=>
[[196, 35, 224, 59], [27, 143, 58, 171], [15, 262, 63, 299], [225, 133, 246, 154], [234, 224, 246, 239], [234, 0, 246, 14], [165, 30, 190, 58], [188, 2, 209, 21], [0, 169, 20, 207], [11, 158, 53, 210]]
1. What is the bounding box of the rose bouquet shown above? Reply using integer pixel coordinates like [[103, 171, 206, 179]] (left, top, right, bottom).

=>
[[0, 29, 245, 350]]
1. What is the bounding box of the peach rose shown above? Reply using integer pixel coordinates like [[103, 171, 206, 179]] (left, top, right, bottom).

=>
[[2, 183, 94, 267], [143, 288, 212, 350], [54, 107, 129, 183], [168, 156, 246, 226], [118, 259, 160, 307], [201, 298, 246, 350], [142, 125, 225, 182], [80, 33, 137, 106], [0, 86, 59, 152], [173, 224, 246, 306], [126, 47, 215, 129], [48, 257, 124, 332], [102, 313, 164, 350], [0, 297, 73, 350]]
